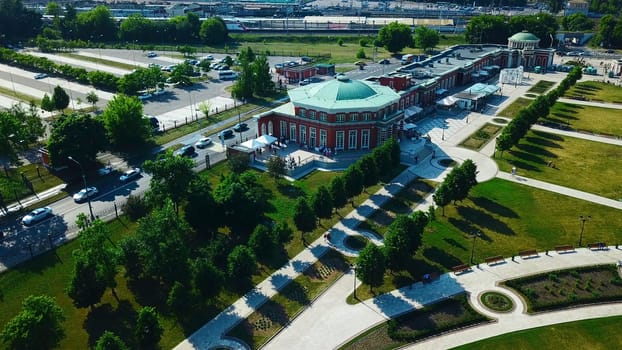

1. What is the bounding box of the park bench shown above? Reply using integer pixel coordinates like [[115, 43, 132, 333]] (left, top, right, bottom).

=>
[[519, 249, 538, 259], [422, 272, 440, 284], [555, 245, 575, 254], [485, 255, 505, 265], [587, 242, 607, 251], [452, 264, 471, 275]]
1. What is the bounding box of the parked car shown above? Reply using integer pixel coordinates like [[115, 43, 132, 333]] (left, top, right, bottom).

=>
[[138, 93, 152, 101], [301, 56, 313, 62], [299, 78, 312, 86], [120, 168, 141, 183], [175, 145, 195, 157], [202, 54, 214, 60], [98, 166, 114, 176], [233, 123, 248, 132], [379, 59, 391, 64], [219, 129, 234, 139], [73, 187, 99, 203], [22, 207, 53, 226], [34, 73, 47, 79], [195, 137, 212, 148], [147, 51, 157, 58]]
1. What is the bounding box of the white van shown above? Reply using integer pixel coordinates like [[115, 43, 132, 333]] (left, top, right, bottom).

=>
[[218, 70, 238, 80]]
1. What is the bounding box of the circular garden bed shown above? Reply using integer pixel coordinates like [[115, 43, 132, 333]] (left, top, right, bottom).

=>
[[480, 291, 514, 312], [492, 118, 508, 124], [344, 235, 368, 250], [437, 158, 457, 167]]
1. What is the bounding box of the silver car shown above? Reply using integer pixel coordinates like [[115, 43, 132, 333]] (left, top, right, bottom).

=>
[[22, 207, 53, 226], [120, 168, 141, 183], [73, 187, 99, 203]]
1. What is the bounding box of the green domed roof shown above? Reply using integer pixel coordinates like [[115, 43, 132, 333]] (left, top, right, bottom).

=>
[[510, 31, 539, 41], [312, 75, 378, 101]]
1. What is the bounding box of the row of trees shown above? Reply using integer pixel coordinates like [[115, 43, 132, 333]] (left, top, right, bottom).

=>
[[43, 4, 229, 46], [232, 47, 275, 99], [356, 212, 429, 292], [0, 103, 45, 164], [291, 138, 401, 234], [0, 47, 119, 91], [465, 13, 558, 47], [432, 160, 479, 215], [593, 14, 622, 49], [496, 66, 582, 157], [376, 22, 440, 54]]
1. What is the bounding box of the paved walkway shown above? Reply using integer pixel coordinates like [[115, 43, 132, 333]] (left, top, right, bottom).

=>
[[175, 71, 622, 349]]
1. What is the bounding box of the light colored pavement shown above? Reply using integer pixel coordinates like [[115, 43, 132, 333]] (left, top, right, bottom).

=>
[[28, 51, 132, 76], [268, 247, 622, 350], [174, 69, 622, 350]]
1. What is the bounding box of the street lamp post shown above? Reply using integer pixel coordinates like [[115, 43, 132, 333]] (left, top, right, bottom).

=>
[[68, 156, 95, 221], [578, 215, 591, 246], [351, 264, 357, 299], [470, 231, 481, 265]]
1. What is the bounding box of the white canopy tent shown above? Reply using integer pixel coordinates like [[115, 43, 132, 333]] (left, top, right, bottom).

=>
[[257, 134, 278, 146], [405, 106, 423, 117], [436, 96, 458, 107], [241, 139, 265, 150]]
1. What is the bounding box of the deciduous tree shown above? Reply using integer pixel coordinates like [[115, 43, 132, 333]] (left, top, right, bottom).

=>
[[47, 112, 107, 167], [102, 94, 151, 150], [356, 244, 385, 293], [143, 150, 196, 213], [377, 22, 413, 53], [135, 306, 163, 349]]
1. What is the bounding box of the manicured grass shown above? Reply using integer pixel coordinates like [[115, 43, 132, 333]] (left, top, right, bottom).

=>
[[453, 315, 622, 350], [227, 250, 349, 348], [527, 80, 555, 94], [480, 291, 513, 312], [460, 123, 502, 150], [340, 295, 489, 350], [60, 52, 138, 71], [544, 101, 622, 137], [0, 163, 65, 208], [495, 129, 622, 199], [0, 86, 41, 105], [503, 265, 622, 312], [564, 80, 622, 103], [353, 177, 622, 301], [497, 97, 532, 119]]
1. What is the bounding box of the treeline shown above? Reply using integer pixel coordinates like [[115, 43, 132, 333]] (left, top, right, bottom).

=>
[[496, 66, 583, 156], [293, 138, 402, 234], [0, 48, 119, 91], [433, 160, 479, 215], [465, 13, 558, 47]]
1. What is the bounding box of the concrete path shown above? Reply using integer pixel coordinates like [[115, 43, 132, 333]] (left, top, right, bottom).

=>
[[267, 247, 622, 350], [28, 51, 132, 76]]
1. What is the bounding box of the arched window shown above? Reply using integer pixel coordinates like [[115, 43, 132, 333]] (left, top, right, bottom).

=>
[[261, 123, 267, 135], [268, 121, 274, 135]]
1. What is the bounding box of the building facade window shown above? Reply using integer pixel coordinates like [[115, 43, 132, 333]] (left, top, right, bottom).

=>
[[362, 112, 371, 121], [298, 109, 306, 117], [348, 130, 357, 150], [335, 131, 344, 150], [310, 110, 316, 119], [350, 113, 357, 122], [280, 120, 287, 138], [300, 125, 307, 145], [361, 129, 370, 149], [268, 121, 273, 135], [319, 129, 327, 147], [320, 112, 327, 121], [309, 127, 317, 148], [290, 123, 296, 142], [336, 113, 345, 122]]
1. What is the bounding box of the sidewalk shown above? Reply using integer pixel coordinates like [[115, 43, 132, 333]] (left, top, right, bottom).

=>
[[0, 184, 66, 220]]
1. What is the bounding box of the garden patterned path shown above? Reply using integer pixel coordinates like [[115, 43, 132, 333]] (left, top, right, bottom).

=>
[[173, 167, 417, 350], [265, 247, 622, 350]]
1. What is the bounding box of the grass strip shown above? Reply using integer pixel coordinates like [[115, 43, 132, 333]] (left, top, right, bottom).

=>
[[60, 52, 138, 71]]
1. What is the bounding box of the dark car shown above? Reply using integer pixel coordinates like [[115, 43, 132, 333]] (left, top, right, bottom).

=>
[[233, 123, 248, 132], [379, 59, 391, 65], [219, 129, 234, 139], [175, 145, 195, 157]]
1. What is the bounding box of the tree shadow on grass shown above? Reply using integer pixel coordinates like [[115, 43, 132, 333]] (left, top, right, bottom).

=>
[[127, 277, 167, 307], [404, 258, 441, 281], [260, 246, 289, 270], [470, 196, 519, 219], [515, 143, 558, 158], [281, 280, 310, 306], [422, 247, 464, 270], [551, 111, 578, 121], [84, 300, 137, 349], [507, 150, 547, 170], [532, 130, 565, 141], [443, 238, 468, 250], [524, 135, 564, 149], [276, 182, 305, 199], [456, 206, 515, 236]]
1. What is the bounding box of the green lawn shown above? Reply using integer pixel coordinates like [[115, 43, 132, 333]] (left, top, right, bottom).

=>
[[0, 163, 65, 210], [496, 130, 622, 200], [60, 52, 139, 71], [544, 102, 622, 137], [453, 315, 622, 350], [0, 86, 41, 105], [527, 80, 555, 94], [353, 177, 622, 301], [497, 97, 532, 119], [564, 80, 622, 103], [460, 123, 503, 150]]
